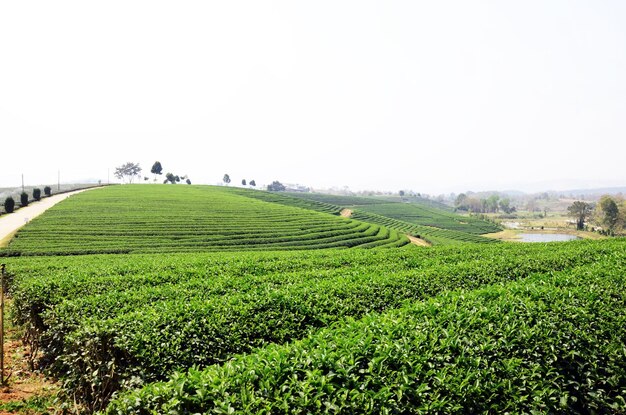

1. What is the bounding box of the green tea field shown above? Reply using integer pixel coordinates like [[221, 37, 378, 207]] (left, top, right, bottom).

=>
[[2, 186, 411, 256], [0, 185, 624, 414]]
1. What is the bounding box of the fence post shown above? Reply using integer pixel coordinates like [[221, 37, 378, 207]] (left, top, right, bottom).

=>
[[0, 263, 4, 386]]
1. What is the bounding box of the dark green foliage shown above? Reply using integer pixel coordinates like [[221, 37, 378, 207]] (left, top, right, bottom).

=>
[[223, 174, 230, 184], [267, 181, 286, 191], [106, 250, 626, 414], [44, 186, 52, 196], [567, 201, 593, 230], [249, 180, 256, 187], [20, 192, 29, 207], [33, 188, 42, 201], [241, 179, 246, 186], [6, 239, 622, 411], [185, 179, 191, 185], [150, 161, 162, 176], [164, 173, 179, 184], [4, 197, 15, 213]]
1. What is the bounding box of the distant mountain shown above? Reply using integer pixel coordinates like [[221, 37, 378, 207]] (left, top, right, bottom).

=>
[[553, 186, 626, 197]]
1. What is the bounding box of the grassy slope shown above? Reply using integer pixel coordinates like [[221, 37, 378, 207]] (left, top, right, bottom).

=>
[[2, 185, 408, 256]]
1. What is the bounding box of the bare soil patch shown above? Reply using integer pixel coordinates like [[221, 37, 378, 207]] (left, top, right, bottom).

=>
[[340, 209, 353, 218], [407, 235, 431, 247]]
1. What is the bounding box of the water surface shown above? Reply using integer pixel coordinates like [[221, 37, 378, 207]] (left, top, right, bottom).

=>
[[518, 233, 580, 243]]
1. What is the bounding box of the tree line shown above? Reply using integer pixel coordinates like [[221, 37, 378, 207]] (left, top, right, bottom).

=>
[[454, 193, 516, 214], [567, 195, 625, 234]]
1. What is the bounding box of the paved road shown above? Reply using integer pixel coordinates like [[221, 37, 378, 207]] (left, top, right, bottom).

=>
[[0, 188, 97, 247]]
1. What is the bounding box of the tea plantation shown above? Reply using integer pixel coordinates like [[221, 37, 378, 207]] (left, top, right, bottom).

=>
[[1, 185, 624, 413], [1, 185, 410, 256], [283, 191, 501, 244]]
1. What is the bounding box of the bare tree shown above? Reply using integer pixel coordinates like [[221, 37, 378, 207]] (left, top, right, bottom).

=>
[[114, 162, 142, 183]]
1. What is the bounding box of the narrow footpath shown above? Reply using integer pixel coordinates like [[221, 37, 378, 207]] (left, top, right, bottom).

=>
[[0, 188, 97, 247]]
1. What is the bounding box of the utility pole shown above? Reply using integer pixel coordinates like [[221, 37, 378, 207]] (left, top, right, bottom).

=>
[[21, 174, 24, 193]]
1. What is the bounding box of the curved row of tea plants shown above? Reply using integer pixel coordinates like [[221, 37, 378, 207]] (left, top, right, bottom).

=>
[[6, 240, 621, 411], [357, 202, 500, 234], [351, 210, 497, 245], [283, 192, 501, 240], [2, 185, 407, 256], [226, 187, 343, 215], [106, 255, 626, 414], [230, 189, 499, 245]]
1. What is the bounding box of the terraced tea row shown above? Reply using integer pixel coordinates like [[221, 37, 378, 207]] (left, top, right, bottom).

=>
[[351, 210, 497, 244], [6, 239, 621, 410], [107, 255, 626, 414], [283, 191, 501, 239], [3, 185, 408, 256], [357, 202, 500, 234]]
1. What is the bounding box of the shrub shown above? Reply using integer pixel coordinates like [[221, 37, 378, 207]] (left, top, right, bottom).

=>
[[44, 186, 51, 196], [33, 188, 41, 201], [4, 197, 15, 213], [20, 192, 29, 207]]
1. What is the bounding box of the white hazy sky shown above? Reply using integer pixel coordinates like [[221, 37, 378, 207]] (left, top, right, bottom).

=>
[[1, 1, 625, 194]]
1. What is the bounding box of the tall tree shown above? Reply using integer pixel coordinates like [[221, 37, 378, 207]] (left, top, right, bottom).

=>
[[223, 174, 231, 185], [249, 180, 256, 187], [114, 162, 142, 184], [499, 198, 514, 214], [597, 195, 620, 231], [455, 193, 468, 209], [486, 194, 500, 213], [567, 201, 593, 230], [241, 179, 247, 186], [151, 161, 163, 176]]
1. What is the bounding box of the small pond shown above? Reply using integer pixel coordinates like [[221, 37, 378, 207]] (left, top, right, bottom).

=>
[[518, 233, 581, 243]]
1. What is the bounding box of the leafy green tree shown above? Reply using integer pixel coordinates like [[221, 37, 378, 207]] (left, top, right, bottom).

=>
[[20, 192, 29, 207], [186, 179, 191, 185], [455, 193, 468, 209], [499, 198, 514, 214], [33, 188, 42, 201], [223, 174, 231, 185], [151, 161, 163, 176], [486, 194, 500, 213], [44, 186, 52, 196], [114, 162, 142, 184], [597, 195, 620, 231], [249, 180, 256, 187], [151, 161, 163, 182], [267, 181, 286, 191], [242, 179, 247, 186], [4, 197, 15, 213], [399, 190, 405, 196], [567, 201, 593, 230]]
